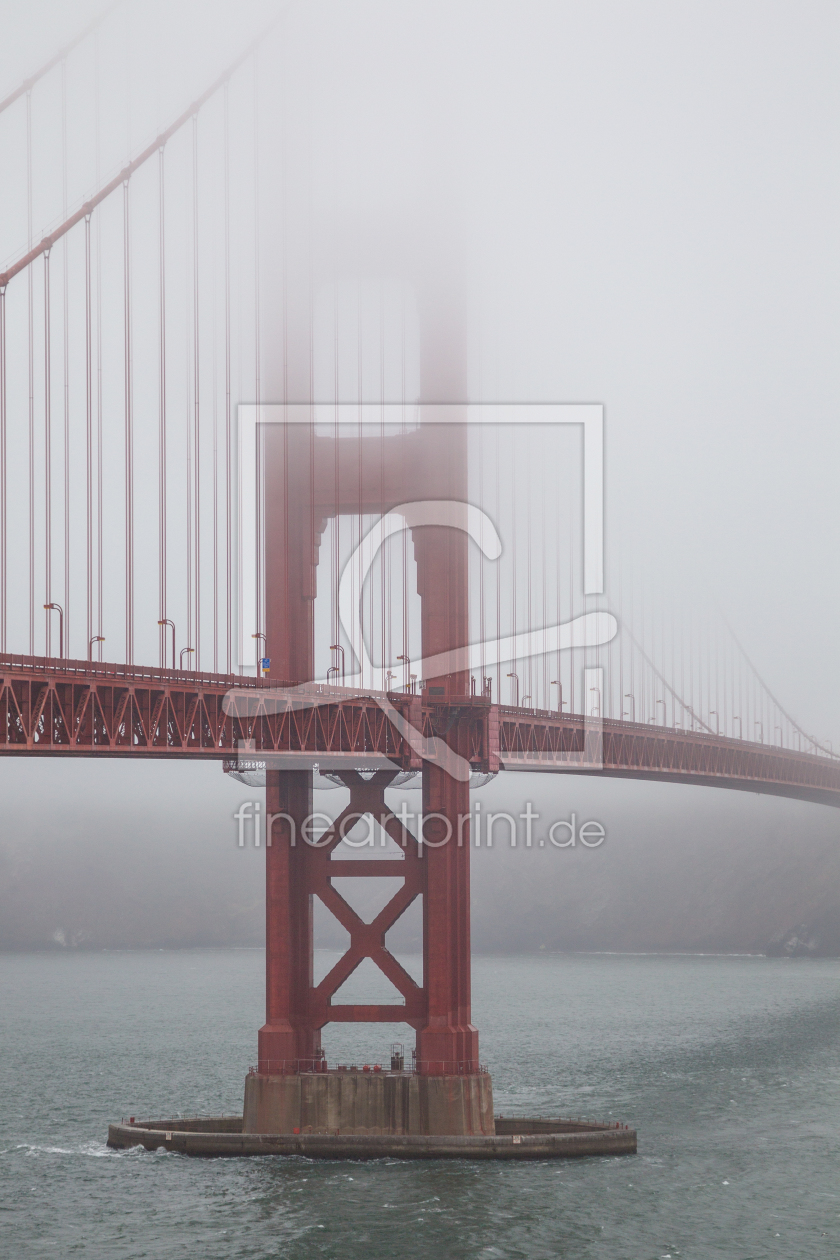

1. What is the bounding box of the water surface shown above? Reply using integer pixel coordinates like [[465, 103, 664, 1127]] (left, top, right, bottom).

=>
[[2, 949, 839, 1258]]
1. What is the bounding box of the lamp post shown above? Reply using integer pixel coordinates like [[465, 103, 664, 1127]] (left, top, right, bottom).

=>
[[656, 698, 666, 726], [326, 666, 339, 685], [624, 692, 635, 721], [775, 724, 783, 747], [755, 721, 763, 744], [409, 673, 418, 695], [733, 715, 742, 738], [709, 709, 719, 735], [397, 653, 410, 692], [506, 672, 519, 707], [252, 631, 267, 671], [589, 686, 601, 718], [522, 695, 532, 708], [385, 670, 396, 691], [44, 603, 64, 658], [88, 634, 105, 661], [550, 680, 564, 713], [330, 644, 346, 686], [180, 647, 194, 670], [158, 619, 176, 669]]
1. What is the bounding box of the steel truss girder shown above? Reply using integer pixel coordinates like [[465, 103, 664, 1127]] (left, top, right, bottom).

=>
[[2, 655, 839, 806]]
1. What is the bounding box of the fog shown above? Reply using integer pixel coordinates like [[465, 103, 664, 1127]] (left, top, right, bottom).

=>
[[1, 0, 839, 954]]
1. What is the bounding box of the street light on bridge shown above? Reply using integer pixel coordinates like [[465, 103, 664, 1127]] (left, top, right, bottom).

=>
[[550, 680, 566, 714], [331, 644, 346, 686], [180, 647, 194, 669], [44, 603, 63, 658], [623, 692, 635, 721], [506, 672, 519, 707], [158, 619, 176, 669], [88, 635, 105, 661]]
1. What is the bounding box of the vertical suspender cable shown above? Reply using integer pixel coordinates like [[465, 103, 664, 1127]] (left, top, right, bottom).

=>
[[380, 284, 385, 685], [44, 248, 52, 654], [85, 215, 92, 655], [253, 51, 262, 646], [211, 172, 219, 680], [212, 263, 218, 673], [62, 59, 70, 655], [158, 146, 167, 666], [400, 288, 406, 680], [224, 83, 231, 673], [494, 421, 501, 702], [124, 179, 134, 663], [307, 179, 315, 681], [332, 286, 339, 660], [356, 281, 362, 686], [510, 423, 517, 703], [27, 90, 34, 653], [568, 503, 574, 711], [211, 138, 218, 675], [192, 114, 200, 668], [0, 283, 5, 651], [525, 424, 531, 704], [95, 34, 103, 659], [186, 239, 192, 657], [477, 366, 484, 693]]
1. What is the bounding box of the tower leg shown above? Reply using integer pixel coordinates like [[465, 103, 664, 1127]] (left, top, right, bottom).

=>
[[258, 769, 321, 1072], [416, 758, 479, 1073]]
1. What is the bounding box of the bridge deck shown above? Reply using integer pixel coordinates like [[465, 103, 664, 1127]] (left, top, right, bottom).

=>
[[2, 653, 838, 807]]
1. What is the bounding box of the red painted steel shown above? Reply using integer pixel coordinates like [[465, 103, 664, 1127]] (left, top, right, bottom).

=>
[[260, 417, 481, 1072], [258, 769, 426, 1072], [2, 654, 840, 806]]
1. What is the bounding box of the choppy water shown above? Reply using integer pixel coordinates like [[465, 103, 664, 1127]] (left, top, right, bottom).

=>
[[2, 948, 840, 1259]]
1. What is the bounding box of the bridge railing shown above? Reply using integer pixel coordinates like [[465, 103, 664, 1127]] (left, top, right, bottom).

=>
[[0, 651, 292, 690]]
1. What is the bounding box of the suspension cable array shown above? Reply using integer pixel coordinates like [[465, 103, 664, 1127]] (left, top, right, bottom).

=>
[[0, 13, 833, 764]]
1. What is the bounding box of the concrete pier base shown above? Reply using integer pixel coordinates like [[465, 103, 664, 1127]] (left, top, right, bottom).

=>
[[243, 1069, 495, 1137], [107, 1114, 637, 1159]]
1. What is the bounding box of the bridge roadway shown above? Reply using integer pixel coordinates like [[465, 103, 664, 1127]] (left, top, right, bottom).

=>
[[1, 652, 839, 807]]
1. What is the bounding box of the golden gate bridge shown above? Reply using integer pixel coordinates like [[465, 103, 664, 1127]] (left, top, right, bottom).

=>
[[1, 11, 837, 1148]]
